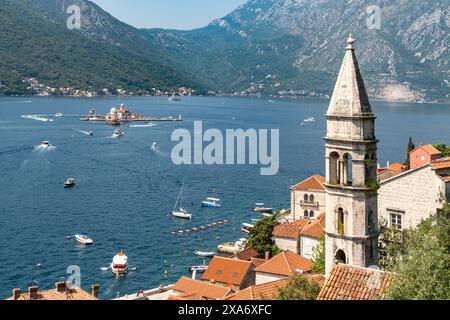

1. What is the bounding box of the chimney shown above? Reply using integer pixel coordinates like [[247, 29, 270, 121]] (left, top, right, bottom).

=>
[[386, 161, 390, 167], [28, 286, 39, 300], [265, 252, 270, 261], [55, 281, 66, 292], [210, 279, 215, 285], [192, 269, 197, 280], [12, 288, 21, 300], [91, 284, 100, 298], [377, 163, 381, 169]]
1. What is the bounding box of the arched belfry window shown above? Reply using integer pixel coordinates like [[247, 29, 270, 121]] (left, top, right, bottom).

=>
[[329, 152, 340, 184], [309, 195, 314, 203], [304, 210, 309, 218], [335, 249, 347, 264], [304, 194, 309, 202], [342, 153, 353, 185], [337, 207, 345, 235]]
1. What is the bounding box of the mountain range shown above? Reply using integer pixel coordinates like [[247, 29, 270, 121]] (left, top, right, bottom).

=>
[[0, 0, 448, 102]]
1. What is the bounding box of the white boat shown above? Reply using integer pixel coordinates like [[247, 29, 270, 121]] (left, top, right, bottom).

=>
[[64, 178, 76, 188], [112, 129, 124, 138], [188, 265, 208, 273], [172, 184, 192, 220], [168, 94, 181, 102], [252, 203, 274, 214], [150, 142, 157, 151], [241, 223, 255, 234], [194, 251, 215, 257], [37, 140, 55, 150], [74, 234, 93, 245], [303, 117, 316, 123], [217, 240, 245, 254], [54, 113, 64, 117], [201, 198, 222, 208], [111, 251, 129, 275]]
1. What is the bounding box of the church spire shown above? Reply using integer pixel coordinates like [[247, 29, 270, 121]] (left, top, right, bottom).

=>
[[327, 35, 372, 117]]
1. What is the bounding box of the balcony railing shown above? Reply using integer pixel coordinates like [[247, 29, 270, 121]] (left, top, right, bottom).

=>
[[299, 200, 320, 208]]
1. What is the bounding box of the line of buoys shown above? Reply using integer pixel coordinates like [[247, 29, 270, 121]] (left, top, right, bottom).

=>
[[171, 220, 229, 235]]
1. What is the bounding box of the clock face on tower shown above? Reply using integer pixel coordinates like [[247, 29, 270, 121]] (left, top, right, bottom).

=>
[[335, 99, 350, 113]]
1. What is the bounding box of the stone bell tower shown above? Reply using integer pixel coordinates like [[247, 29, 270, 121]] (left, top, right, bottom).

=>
[[324, 35, 379, 275]]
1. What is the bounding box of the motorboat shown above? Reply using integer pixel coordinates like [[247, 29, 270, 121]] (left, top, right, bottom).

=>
[[241, 223, 255, 234], [150, 142, 157, 151], [194, 251, 215, 257], [188, 265, 208, 273], [172, 184, 192, 220], [37, 140, 54, 150], [252, 203, 274, 214], [303, 117, 316, 123], [54, 113, 64, 117], [168, 94, 181, 102], [201, 198, 222, 208], [74, 234, 93, 245], [112, 129, 124, 138], [64, 178, 76, 188], [111, 251, 129, 275], [217, 240, 245, 254]]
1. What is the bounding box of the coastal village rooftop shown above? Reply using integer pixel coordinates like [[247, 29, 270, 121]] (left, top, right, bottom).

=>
[[7, 282, 99, 300]]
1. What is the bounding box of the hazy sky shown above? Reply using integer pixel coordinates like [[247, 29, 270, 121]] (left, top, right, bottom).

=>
[[91, 0, 247, 30]]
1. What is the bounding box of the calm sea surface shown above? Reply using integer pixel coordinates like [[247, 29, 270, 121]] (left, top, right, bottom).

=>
[[0, 96, 449, 299]]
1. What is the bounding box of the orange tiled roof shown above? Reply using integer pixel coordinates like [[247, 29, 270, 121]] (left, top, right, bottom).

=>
[[255, 251, 313, 276], [291, 175, 326, 191], [432, 157, 450, 170], [250, 258, 266, 268], [202, 257, 253, 286], [236, 248, 259, 261], [172, 277, 232, 300], [226, 279, 289, 300], [300, 213, 325, 239], [272, 223, 301, 239], [7, 286, 97, 300], [420, 144, 442, 156], [317, 264, 394, 300]]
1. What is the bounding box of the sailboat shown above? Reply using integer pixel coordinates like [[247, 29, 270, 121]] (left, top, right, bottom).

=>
[[172, 184, 192, 220]]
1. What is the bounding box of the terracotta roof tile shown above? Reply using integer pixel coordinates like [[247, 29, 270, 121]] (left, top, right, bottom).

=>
[[317, 264, 394, 300], [272, 223, 301, 239], [255, 251, 313, 276], [236, 248, 259, 261], [291, 175, 326, 191], [300, 213, 325, 239], [202, 257, 253, 286], [226, 279, 289, 300], [421, 144, 442, 156], [432, 157, 450, 170], [7, 286, 97, 300], [250, 258, 266, 268], [172, 277, 232, 300]]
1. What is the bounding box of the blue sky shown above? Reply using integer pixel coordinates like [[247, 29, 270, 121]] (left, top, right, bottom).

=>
[[91, 0, 247, 30]]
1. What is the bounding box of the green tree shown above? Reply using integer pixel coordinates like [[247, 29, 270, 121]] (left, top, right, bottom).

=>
[[434, 144, 450, 157], [404, 137, 415, 168], [311, 236, 325, 273], [246, 216, 279, 258], [277, 272, 321, 300], [383, 213, 450, 300]]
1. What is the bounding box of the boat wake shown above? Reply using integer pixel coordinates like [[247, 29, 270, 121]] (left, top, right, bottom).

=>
[[77, 130, 94, 136], [21, 114, 54, 122], [128, 122, 157, 128], [34, 145, 56, 152]]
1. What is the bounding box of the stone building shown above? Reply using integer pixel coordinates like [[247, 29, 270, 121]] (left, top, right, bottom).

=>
[[324, 35, 379, 275], [289, 175, 326, 221], [378, 157, 450, 230]]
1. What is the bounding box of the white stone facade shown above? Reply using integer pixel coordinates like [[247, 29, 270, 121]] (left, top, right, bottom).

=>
[[273, 236, 299, 254], [290, 189, 326, 221], [378, 165, 448, 230], [300, 236, 319, 260], [255, 272, 286, 285]]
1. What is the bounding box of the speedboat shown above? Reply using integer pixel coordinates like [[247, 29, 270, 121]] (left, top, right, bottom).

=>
[[194, 251, 215, 257], [188, 265, 208, 273], [241, 223, 255, 234], [74, 234, 93, 245], [38, 140, 54, 150], [150, 142, 157, 150], [201, 198, 222, 208], [252, 203, 274, 214], [54, 113, 64, 117], [303, 117, 316, 123], [168, 94, 181, 102], [111, 251, 129, 275], [112, 129, 124, 138], [64, 178, 76, 188], [217, 241, 244, 254]]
